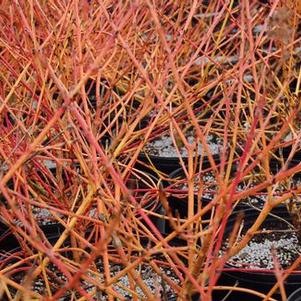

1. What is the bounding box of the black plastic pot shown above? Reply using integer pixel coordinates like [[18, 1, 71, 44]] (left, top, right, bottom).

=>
[[164, 157, 301, 222], [137, 152, 220, 175], [137, 153, 184, 175], [124, 169, 166, 234], [235, 158, 301, 212], [288, 287, 301, 301], [0, 221, 20, 251], [167, 294, 200, 301], [272, 145, 301, 165], [165, 161, 239, 228], [222, 207, 301, 299], [0, 227, 187, 301], [0, 229, 83, 301], [163, 166, 219, 234], [269, 158, 301, 177], [167, 289, 262, 301], [0, 221, 66, 253]]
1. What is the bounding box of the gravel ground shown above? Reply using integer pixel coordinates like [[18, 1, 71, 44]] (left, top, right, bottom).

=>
[[9, 259, 180, 300], [222, 217, 301, 270], [144, 132, 222, 157]]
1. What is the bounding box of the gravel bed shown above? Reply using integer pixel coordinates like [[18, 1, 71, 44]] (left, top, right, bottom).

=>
[[31, 206, 63, 225], [7, 259, 180, 300], [90, 261, 180, 300], [171, 170, 217, 200], [236, 176, 301, 209], [169, 166, 301, 211], [222, 217, 301, 270], [227, 234, 301, 270], [144, 132, 222, 157]]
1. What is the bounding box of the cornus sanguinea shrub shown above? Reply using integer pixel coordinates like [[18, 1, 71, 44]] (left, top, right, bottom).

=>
[[0, 0, 301, 300]]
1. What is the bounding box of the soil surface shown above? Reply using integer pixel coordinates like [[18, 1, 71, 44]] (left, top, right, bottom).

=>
[[5, 257, 180, 300], [144, 132, 222, 157], [222, 215, 301, 270]]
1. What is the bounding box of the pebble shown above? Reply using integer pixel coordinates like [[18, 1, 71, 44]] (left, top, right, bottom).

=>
[[144, 133, 222, 157], [223, 228, 301, 270], [19, 260, 180, 300]]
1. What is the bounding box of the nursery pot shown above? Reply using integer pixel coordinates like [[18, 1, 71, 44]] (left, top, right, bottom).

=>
[[125, 169, 166, 234], [137, 152, 220, 175], [269, 158, 301, 177], [235, 158, 301, 212], [0, 221, 20, 251], [136, 128, 221, 175], [210, 157, 301, 213], [0, 231, 184, 300], [167, 290, 259, 301], [0, 230, 87, 301], [288, 287, 301, 301], [0, 222, 65, 253], [272, 144, 301, 164], [137, 152, 187, 175], [221, 206, 301, 299], [164, 166, 218, 234], [165, 161, 239, 233]]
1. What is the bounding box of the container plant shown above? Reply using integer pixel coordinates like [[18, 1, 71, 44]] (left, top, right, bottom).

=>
[[288, 287, 301, 301], [220, 206, 301, 299], [136, 116, 222, 174], [1, 0, 301, 300]]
